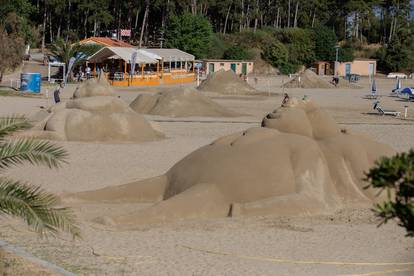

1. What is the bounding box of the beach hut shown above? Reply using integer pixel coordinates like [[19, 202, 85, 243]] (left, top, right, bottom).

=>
[[87, 47, 160, 86], [87, 47, 196, 86]]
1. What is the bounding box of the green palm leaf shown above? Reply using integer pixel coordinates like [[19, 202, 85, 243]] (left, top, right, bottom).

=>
[[0, 138, 68, 171], [0, 115, 79, 237], [0, 115, 30, 140], [0, 178, 80, 238]]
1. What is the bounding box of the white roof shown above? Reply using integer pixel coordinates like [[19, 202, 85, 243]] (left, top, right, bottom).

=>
[[88, 47, 157, 64], [139, 48, 195, 62]]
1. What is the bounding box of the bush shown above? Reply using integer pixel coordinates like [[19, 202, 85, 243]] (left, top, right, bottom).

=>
[[226, 29, 277, 50], [263, 40, 288, 67], [273, 28, 316, 65], [165, 13, 213, 59], [223, 45, 254, 60], [207, 33, 227, 59], [312, 25, 337, 61], [365, 150, 414, 237]]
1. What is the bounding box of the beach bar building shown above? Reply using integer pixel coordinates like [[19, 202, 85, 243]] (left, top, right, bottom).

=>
[[87, 47, 195, 86]]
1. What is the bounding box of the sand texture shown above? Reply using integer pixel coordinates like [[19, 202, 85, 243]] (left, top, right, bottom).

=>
[[72, 99, 394, 226], [283, 69, 335, 88], [72, 74, 115, 98], [23, 80, 163, 142], [2, 76, 414, 275], [129, 87, 241, 117], [198, 69, 258, 95]]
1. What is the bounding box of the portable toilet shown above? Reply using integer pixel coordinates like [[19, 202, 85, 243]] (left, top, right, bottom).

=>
[[20, 73, 41, 93]]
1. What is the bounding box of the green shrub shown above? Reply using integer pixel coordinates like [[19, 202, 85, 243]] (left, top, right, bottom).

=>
[[365, 150, 414, 237], [263, 40, 288, 68], [165, 13, 213, 59], [223, 45, 254, 60]]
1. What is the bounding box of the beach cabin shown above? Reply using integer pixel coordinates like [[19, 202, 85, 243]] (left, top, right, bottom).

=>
[[337, 58, 377, 78], [87, 47, 195, 86], [203, 59, 254, 75]]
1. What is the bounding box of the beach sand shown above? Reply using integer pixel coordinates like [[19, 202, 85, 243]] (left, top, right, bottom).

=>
[[1, 76, 414, 275]]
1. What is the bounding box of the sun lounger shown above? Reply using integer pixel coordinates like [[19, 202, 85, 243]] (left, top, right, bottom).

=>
[[364, 94, 379, 99], [376, 107, 400, 116]]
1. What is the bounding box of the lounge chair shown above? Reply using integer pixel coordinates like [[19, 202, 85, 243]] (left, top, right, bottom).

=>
[[377, 107, 401, 116], [373, 101, 401, 116]]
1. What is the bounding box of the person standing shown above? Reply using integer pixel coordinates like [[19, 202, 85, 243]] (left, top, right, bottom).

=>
[[53, 82, 64, 104], [85, 65, 91, 79]]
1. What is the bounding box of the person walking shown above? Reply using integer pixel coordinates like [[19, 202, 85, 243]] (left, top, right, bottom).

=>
[[53, 82, 64, 104]]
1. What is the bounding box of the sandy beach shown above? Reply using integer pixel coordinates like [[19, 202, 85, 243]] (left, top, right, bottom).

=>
[[1, 76, 414, 275]]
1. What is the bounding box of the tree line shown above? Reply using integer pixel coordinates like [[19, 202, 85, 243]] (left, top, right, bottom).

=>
[[1, 0, 414, 74]]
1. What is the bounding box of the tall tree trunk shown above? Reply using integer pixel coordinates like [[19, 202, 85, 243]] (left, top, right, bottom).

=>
[[49, 11, 53, 43], [223, 4, 232, 35], [287, 0, 291, 27], [240, 0, 244, 32], [191, 0, 197, 15], [139, 0, 150, 48], [276, 7, 280, 28], [84, 9, 89, 38], [311, 7, 316, 27], [41, 4, 47, 53], [253, 0, 259, 32], [293, 1, 299, 28], [93, 18, 97, 37]]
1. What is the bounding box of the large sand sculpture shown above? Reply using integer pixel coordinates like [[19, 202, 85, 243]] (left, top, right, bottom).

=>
[[283, 69, 361, 89], [72, 98, 394, 226], [283, 69, 335, 88], [198, 69, 257, 95], [72, 74, 115, 98], [27, 78, 163, 142], [129, 87, 240, 117]]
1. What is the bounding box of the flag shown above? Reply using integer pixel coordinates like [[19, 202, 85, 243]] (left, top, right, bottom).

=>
[[120, 29, 131, 37], [65, 57, 76, 83], [130, 51, 137, 77]]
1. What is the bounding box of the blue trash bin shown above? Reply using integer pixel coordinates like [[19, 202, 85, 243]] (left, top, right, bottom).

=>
[[20, 73, 41, 93]]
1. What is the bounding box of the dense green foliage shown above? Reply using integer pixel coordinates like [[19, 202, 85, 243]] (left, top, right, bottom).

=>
[[365, 150, 414, 237], [1, 0, 414, 73], [0, 14, 25, 82], [165, 13, 213, 59], [0, 116, 79, 237], [313, 26, 337, 61], [223, 45, 254, 60], [263, 40, 291, 73]]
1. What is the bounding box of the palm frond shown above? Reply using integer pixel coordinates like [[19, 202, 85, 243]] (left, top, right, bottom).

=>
[[0, 177, 80, 238], [0, 116, 31, 140], [0, 138, 68, 171]]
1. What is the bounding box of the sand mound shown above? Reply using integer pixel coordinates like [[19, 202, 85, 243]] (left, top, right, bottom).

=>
[[283, 69, 335, 89], [72, 98, 394, 226], [198, 69, 257, 95], [25, 82, 163, 142], [129, 87, 240, 117], [72, 74, 115, 98]]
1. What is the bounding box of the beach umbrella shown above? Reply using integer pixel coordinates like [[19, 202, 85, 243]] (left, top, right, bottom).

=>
[[396, 77, 402, 90], [371, 79, 377, 96]]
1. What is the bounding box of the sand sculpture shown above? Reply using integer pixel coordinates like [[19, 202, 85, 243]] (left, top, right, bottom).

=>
[[283, 69, 335, 88], [198, 69, 257, 95], [129, 87, 241, 117], [72, 98, 394, 226], [72, 74, 115, 98], [283, 69, 362, 89], [26, 78, 163, 142]]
